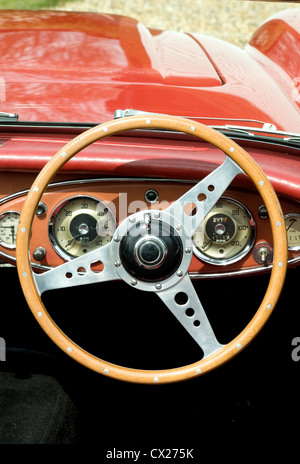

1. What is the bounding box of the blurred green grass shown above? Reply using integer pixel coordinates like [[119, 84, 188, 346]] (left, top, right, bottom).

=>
[[0, 0, 61, 8]]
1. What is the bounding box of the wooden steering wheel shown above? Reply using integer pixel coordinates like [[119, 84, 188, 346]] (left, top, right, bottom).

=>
[[16, 115, 287, 384]]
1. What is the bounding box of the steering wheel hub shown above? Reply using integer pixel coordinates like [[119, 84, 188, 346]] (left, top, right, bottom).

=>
[[119, 218, 183, 282], [134, 236, 167, 268]]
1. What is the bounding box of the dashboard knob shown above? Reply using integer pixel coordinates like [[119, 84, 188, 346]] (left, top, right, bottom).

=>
[[33, 246, 47, 261]]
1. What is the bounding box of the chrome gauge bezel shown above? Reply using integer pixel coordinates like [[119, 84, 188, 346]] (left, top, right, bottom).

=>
[[192, 196, 256, 266], [49, 195, 117, 260], [284, 213, 300, 251], [0, 211, 20, 249]]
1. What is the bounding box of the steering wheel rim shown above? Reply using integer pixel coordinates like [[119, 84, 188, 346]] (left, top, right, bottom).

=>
[[16, 115, 287, 384]]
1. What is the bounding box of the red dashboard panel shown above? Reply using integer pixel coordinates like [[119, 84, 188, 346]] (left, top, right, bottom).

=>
[[0, 177, 299, 277], [0, 132, 299, 200]]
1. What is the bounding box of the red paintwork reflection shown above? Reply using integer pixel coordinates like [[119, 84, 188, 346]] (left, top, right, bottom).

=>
[[0, 10, 299, 131], [248, 9, 300, 112], [249, 9, 300, 80]]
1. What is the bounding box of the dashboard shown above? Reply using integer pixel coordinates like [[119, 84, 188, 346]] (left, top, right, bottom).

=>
[[0, 177, 299, 278]]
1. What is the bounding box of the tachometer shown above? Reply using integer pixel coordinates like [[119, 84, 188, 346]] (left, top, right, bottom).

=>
[[49, 196, 116, 259], [192, 197, 255, 265]]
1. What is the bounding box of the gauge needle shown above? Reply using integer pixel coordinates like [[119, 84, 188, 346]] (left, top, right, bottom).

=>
[[202, 239, 213, 250], [66, 235, 82, 248], [287, 218, 296, 232]]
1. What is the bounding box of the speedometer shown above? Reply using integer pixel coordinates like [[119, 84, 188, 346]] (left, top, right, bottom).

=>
[[49, 196, 116, 259], [284, 213, 300, 250], [192, 197, 255, 265]]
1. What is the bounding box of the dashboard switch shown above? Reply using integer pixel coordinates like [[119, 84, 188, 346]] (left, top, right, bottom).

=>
[[253, 242, 273, 265]]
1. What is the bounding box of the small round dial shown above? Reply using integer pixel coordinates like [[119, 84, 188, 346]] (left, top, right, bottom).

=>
[[285, 213, 300, 250], [193, 197, 255, 265], [0, 211, 20, 249], [49, 196, 116, 259]]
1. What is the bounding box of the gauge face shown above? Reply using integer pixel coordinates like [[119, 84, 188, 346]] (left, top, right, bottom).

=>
[[285, 214, 300, 250], [49, 196, 116, 259], [0, 211, 20, 249], [192, 197, 255, 265]]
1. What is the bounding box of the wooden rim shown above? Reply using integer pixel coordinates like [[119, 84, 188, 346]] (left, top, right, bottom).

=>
[[16, 115, 287, 384]]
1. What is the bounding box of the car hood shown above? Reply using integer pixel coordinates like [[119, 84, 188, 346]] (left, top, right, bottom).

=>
[[0, 10, 299, 131]]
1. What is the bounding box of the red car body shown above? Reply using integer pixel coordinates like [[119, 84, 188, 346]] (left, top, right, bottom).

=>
[[0, 9, 299, 191], [0, 9, 299, 129]]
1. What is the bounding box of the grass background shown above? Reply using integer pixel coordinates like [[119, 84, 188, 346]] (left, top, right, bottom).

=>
[[0, 0, 61, 7]]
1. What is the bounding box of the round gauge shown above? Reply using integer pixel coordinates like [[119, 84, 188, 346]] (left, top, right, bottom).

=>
[[192, 197, 255, 265], [284, 213, 300, 250], [0, 211, 20, 249], [49, 196, 116, 259]]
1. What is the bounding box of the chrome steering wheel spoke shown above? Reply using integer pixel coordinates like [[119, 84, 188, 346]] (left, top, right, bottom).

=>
[[157, 274, 223, 357], [166, 156, 243, 237], [34, 241, 119, 295]]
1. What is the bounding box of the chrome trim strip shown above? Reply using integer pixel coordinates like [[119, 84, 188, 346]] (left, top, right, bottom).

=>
[[0, 249, 52, 271], [2, 253, 299, 277], [190, 255, 300, 279]]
